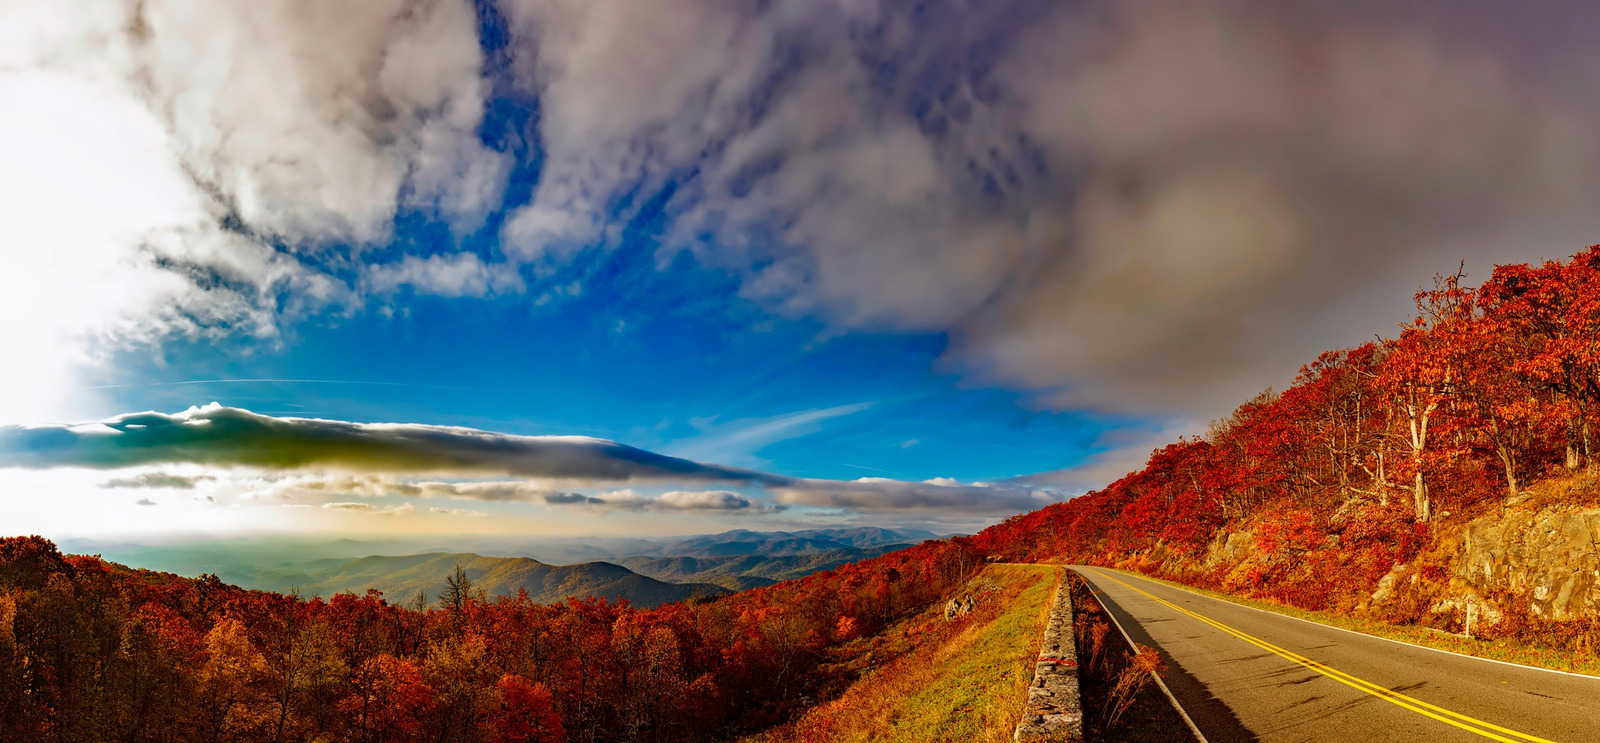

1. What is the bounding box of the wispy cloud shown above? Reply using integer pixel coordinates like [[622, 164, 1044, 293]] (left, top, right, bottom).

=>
[[772, 477, 1057, 514], [1013, 419, 1205, 495], [667, 402, 874, 466], [322, 502, 416, 516]]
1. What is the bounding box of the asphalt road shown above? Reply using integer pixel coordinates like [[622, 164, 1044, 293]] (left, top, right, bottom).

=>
[[1073, 566, 1600, 743]]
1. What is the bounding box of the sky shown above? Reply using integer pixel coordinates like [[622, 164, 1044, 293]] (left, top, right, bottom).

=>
[[3, 0, 1599, 541]]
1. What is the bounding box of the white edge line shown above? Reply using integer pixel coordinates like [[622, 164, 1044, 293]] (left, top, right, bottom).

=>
[[1070, 567, 1211, 743], [1093, 566, 1600, 682]]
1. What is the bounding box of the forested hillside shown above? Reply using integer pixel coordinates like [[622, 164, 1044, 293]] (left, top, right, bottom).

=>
[[0, 533, 980, 742], [974, 248, 1600, 650]]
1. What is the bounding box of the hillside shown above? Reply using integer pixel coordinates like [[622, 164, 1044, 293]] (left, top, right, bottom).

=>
[[972, 249, 1600, 662], [246, 552, 728, 608]]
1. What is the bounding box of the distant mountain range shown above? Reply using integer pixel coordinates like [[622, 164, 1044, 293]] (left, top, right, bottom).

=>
[[616, 547, 899, 590], [62, 526, 941, 606], [243, 552, 728, 609], [645, 527, 934, 558]]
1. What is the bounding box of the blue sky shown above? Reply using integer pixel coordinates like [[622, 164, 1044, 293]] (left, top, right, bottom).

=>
[[3, 0, 1599, 540], [97, 285, 1127, 484]]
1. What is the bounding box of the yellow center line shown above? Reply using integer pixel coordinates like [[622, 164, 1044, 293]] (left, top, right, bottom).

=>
[[1080, 567, 1560, 743]]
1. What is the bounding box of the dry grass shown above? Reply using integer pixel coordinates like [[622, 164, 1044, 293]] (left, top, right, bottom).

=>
[[740, 563, 1058, 743]]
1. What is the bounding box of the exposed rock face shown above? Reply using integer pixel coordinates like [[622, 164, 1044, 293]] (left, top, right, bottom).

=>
[[1205, 530, 1256, 569], [1458, 504, 1600, 620]]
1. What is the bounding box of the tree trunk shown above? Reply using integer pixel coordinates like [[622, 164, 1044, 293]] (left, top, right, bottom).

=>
[[1586, 418, 1595, 476], [1407, 397, 1435, 522], [1413, 469, 1429, 523], [1499, 446, 1518, 496], [1567, 424, 1581, 470]]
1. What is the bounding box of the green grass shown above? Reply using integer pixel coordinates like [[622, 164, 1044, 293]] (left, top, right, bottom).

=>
[[744, 563, 1059, 743], [1087, 566, 1600, 677]]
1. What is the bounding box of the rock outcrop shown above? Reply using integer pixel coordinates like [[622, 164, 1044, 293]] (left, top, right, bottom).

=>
[[944, 593, 976, 620], [1457, 502, 1600, 621]]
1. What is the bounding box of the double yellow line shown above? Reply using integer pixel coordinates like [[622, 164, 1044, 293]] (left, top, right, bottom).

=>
[[1079, 568, 1559, 743]]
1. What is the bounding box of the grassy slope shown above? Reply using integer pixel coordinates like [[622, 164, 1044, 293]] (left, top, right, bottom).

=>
[[744, 563, 1058, 743]]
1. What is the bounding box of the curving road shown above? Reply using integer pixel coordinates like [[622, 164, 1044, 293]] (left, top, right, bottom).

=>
[[1073, 566, 1600, 743]]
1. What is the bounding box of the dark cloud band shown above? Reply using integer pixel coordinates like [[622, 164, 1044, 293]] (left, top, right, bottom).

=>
[[0, 404, 775, 483], [2, 406, 1061, 515]]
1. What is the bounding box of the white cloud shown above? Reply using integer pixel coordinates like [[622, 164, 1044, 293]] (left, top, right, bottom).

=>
[[0, 0, 507, 424], [364, 253, 526, 299]]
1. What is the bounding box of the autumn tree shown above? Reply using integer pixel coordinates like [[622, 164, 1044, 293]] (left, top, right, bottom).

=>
[[482, 674, 565, 743]]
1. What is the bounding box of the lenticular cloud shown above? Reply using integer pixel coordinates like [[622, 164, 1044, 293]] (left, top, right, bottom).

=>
[[0, 405, 1060, 514]]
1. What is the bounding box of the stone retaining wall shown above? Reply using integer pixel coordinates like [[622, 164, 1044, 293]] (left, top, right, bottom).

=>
[[1014, 567, 1083, 742]]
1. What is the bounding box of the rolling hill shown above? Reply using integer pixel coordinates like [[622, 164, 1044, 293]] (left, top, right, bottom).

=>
[[247, 552, 728, 609]]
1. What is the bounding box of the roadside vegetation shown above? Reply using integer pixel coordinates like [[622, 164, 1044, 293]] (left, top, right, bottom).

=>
[[743, 563, 1053, 743], [1066, 572, 1197, 743]]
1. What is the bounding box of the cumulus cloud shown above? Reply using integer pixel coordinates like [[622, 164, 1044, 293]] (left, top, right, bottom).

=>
[[0, 0, 508, 422]]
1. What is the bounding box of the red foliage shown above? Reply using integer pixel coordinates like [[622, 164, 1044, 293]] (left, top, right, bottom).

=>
[[483, 675, 565, 743], [0, 531, 981, 742]]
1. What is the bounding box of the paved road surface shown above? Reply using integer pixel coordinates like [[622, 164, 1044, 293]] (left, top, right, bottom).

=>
[[1073, 566, 1600, 743]]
